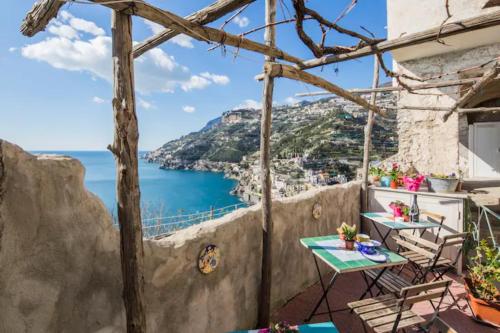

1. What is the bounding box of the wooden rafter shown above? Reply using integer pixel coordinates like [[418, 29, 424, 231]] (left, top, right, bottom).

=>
[[122, 2, 303, 65], [361, 56, 379, 214], [21, 0, 65, 37], [110, 9, 146, 332], [263, 63, 386, 116], [133, 0, 256, 58], [294, 76, 490, 97], [20, 0, 303, 65], [442, 62, 500, 121], [299, 10, 500, 69], [257, 0, 275, 327]]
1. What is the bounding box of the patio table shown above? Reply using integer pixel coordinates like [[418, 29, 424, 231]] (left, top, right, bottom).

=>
[[231, 322, 339, 333], [300, 235, 407, 323], [361, 212, 442, 250]]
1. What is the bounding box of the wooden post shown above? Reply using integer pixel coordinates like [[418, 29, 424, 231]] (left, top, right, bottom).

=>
[[110, 10, 146, 333], [258, 0, 276, 328], [361, 56, 380, 218]]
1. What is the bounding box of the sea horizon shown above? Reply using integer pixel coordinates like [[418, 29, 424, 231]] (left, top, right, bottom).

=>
[[31, 150, 246, 220]]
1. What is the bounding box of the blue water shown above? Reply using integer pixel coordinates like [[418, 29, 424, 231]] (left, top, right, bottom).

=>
[[33, 151, 243, 217]]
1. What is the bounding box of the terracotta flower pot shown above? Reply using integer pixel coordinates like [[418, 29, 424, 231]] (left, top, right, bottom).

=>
[[403, 215, 410, 222], [390, 180, 398, 189], [345, 239, 355, 250], [464, 278, 500, 328]]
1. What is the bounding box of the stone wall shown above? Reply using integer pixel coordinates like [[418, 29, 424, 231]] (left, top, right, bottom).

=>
[[393, 43, 500, 176], [0, 140, 361, 333]]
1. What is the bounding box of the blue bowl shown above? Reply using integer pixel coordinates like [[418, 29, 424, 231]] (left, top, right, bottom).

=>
[[358, 242, 376, 255]]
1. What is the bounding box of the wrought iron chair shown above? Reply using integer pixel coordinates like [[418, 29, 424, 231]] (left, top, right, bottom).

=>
[[348, 280, 452, 333]]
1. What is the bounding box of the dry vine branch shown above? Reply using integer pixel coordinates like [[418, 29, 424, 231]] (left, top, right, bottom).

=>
[[437, 0, 452, 45], [291, 0, 381, 58]]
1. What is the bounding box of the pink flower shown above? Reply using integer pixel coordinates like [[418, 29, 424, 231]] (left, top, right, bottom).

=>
[[403, 175, 425, 191]]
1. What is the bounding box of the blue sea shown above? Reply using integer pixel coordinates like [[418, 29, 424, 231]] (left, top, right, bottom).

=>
[[33, 151, 244, 218]]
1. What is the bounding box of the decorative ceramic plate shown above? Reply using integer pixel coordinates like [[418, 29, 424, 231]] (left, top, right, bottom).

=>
[[361, 250, 387, 263], [370, 240, 382, 248], [198, 244, 220, 274], [312, 202, 322, 220]]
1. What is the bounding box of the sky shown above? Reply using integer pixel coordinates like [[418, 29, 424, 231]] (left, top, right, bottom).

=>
[[0, 0, 391, 151]]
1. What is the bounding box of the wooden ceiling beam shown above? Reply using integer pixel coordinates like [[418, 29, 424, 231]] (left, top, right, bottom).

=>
[[299, 10, 500, 69], [21, 0, 67, 37], [133, 0, 256, 58], [294, 76, 490, 97], [264, 62, 386, 116], [117, 2, 303, 65], [443, 62, 500, 121]]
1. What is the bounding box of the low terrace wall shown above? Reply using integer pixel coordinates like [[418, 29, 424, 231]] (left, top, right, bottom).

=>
[[0, 140, 361, 333]]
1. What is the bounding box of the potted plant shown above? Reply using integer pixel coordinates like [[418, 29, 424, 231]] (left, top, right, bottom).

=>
[[389, 200, 410, 221], [389, 163, 401, 189], [403, 174, 425, 192], [368, 166, 384, 184], [465, 240, 500, 327], [427, 173, 459, 193], [340, 223, 357, 250]]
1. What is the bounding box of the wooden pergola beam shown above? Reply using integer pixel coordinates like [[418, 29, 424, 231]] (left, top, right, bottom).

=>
[[257, 0, 275, 327], [133, 0, 256, 58], [294, 76, 490, 97], [299, 10, 500, 69], [21, 0, 65, 37], [263, 63, 386, 116], [361, 56, 379, 214], [20, 0, 303, 65], [123, 2, 304, 65], [443, 62, 500, 121], [110, 9, 146, 332]]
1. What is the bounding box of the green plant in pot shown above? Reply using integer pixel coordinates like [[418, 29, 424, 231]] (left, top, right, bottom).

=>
[[427, 173, 459, 193], [368, 166, 384, 183], [465, 240, 500, 327], [341, 223, 357, 250]]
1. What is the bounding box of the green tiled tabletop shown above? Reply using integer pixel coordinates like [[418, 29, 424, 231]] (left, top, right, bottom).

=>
[[300, 235, 407, 273], [361, 212, 441, 230]]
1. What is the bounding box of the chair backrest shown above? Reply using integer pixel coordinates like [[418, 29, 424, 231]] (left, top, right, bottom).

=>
[[398, 279, 451, 307], [388, 280, 452, 333], [421, 210, 446, 242], [434, 232, 468, 265]]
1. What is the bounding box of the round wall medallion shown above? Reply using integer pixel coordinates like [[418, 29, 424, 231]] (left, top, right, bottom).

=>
[[198, 244, 220, 274], [312, 202, 322, 220]]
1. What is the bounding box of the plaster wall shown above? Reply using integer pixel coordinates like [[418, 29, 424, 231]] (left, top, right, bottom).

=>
[[387, 0, 500, 62], [393, 43, 500, 176], [0, 140, 361, 333]]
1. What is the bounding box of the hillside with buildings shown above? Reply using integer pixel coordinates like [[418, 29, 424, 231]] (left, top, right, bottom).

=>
[[146, 92, 398, 201]]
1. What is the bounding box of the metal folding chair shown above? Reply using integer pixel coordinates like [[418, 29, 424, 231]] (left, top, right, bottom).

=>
[[348, 280, 452, 333]]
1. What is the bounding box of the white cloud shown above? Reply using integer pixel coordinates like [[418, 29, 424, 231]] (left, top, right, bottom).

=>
[[143, 20, 163, 34], [48, 24, 79, 39], [143, 20, 194, 48], [182, 105, 196, 113], [181, 75, 211, 91], [21, 12, 228, 95], [233, 99, 261, 110], [284, 96, 300, 105], [233, 16, 250, 28], [138, 98, 154, 110], [8, 47, 17, 52], [200, 72, 230, 85], [92, 96, 106, 104], [59, 10, 105, 36], [170, 34, 194, 48]]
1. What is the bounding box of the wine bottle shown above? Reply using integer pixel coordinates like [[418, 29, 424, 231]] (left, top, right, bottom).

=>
[[410, 194, 419, 223]]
